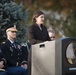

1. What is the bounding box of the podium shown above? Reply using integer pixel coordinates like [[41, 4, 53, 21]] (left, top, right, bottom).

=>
[[31, 37, 76, 75]]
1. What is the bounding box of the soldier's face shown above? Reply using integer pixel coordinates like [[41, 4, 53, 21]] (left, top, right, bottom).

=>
[[7, 30, 17, 39], [49, 32, 55, 41]]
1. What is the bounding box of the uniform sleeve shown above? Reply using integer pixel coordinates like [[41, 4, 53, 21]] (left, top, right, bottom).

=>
[[28, 26, 42, 45], [0, 50, 3, 60], [1, 44, 17, 66], [0, 52, 7, 66], [21, 46, 28, 62]]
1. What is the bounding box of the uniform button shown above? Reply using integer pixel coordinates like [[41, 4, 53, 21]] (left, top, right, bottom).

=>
[[11, 54, 13, 56], [18, 54, 19, 55]]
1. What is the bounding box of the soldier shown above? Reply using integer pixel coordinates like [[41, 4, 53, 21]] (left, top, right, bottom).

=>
[[0, 47, 7, 75], [48, 29, 55, 41], [1, 25, 27, 75]]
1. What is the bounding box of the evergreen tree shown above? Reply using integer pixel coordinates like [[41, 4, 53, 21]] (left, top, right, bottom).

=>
[[0, 0, 28, 43]]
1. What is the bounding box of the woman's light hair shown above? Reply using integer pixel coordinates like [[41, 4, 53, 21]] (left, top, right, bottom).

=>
[[47, 29, 55, 34]]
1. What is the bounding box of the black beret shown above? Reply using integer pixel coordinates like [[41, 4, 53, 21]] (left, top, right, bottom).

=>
[[6, 25, 15, 30]]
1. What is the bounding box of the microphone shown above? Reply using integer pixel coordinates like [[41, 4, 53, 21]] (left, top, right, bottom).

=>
[[50, 23, 66, 38], [56, 27, 66, 38]]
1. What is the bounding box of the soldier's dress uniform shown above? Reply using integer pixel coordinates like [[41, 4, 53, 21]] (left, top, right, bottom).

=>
[[0, 47, 7, 75], [1, 40, 27, 75]]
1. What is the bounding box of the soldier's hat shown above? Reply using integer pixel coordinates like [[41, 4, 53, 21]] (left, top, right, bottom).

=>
[[6, 25, 17, 32]]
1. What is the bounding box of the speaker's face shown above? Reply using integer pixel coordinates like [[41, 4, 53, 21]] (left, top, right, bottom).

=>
[[66, 42, 76, 64]]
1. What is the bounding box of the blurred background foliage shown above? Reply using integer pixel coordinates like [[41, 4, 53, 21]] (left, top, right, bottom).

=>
[[17, 0, 76, 38], [0, 0, 76, 41]]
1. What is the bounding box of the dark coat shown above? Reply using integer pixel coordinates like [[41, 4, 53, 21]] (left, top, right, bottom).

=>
[[28, 24, 50, 45], [0, 49, 4, 61], [1, 40, 27, 67], [0, 46, 6, 67]]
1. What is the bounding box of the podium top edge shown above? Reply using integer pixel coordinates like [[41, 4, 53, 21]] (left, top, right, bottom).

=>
[[32, 37, 76, 46]]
